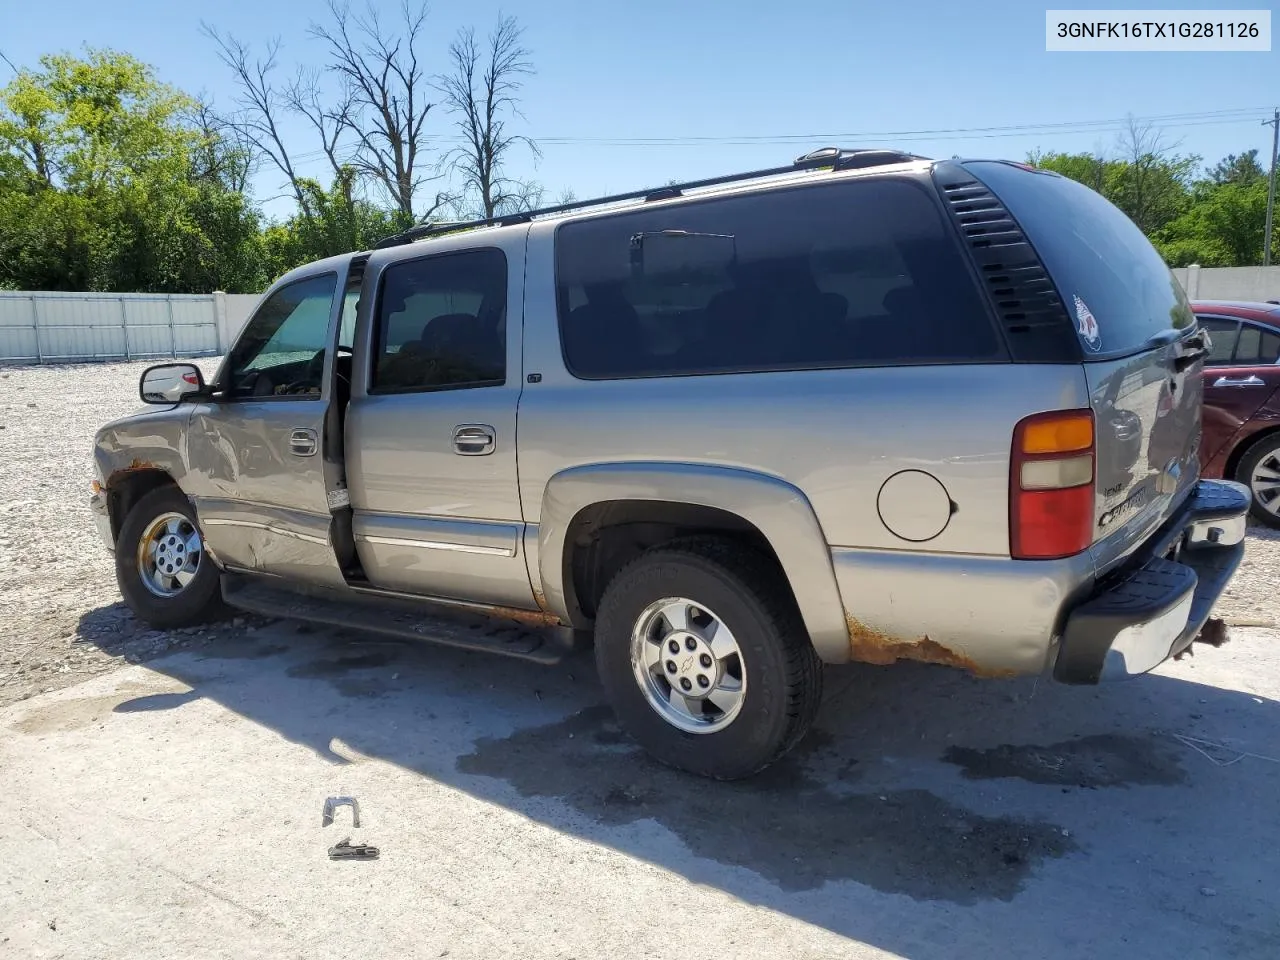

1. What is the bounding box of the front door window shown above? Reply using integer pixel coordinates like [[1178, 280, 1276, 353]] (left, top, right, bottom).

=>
[[223, 273, 338, 399]]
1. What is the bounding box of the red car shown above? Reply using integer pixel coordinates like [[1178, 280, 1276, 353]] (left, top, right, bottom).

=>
[[1194, 300, 1280, 528]]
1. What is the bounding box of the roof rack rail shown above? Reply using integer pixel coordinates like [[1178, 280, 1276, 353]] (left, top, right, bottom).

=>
[[373, 147, 928, 249]]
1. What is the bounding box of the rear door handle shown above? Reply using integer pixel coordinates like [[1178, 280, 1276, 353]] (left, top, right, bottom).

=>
[[452, 424, 496, 456], [289, 428, 319, 457], [1212, 375, 1265, 388]]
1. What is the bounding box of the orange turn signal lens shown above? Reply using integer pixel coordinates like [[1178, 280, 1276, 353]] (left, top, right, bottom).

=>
[[1020, 414, 1093, 455]]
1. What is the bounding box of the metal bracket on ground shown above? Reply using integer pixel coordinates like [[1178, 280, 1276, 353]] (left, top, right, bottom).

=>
[[322, 796, 361, 828]]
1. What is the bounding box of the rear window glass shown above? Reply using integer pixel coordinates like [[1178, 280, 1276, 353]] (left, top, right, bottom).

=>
[[554, 178, 1001, 379], [967, 161, 1194, 359]]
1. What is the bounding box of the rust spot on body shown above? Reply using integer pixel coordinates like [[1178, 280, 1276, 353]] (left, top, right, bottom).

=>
[[106, 458, 160, 486], [488, 604, 562, 628], [845, 614, 1017, 679], [531, 587, 550, 614]]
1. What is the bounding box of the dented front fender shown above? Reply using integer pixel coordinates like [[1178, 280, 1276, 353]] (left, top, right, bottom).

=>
[[93, 405, 193, 490]]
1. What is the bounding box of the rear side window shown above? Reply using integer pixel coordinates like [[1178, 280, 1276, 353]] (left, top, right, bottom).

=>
[[1198, 317, 1239, 364], [555, 178, 1001, 379], [1236, 323, 1280, 365], [967, 161, 1194, 359], [371, 249, 507, 393]]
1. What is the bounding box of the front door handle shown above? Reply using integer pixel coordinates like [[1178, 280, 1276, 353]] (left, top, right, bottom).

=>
[[1212, 375, 1266, 388], [452, 424, 496, 456], [289, 428, 319, 457]]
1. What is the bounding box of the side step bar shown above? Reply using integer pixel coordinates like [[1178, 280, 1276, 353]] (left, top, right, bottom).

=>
[[221, 575, 568, 665]]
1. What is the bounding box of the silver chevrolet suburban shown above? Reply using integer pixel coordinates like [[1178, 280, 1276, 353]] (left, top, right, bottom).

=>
[[91, 148, 1251, 779]]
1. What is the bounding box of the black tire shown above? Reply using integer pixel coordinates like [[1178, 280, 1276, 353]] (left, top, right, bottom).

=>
[[1234, 433, 1280, 529], [115, 486, 225, 628], [593, 537, 822, 780]]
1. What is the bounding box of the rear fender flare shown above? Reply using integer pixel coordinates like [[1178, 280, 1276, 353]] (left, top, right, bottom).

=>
[[537, 461, 851, 663]]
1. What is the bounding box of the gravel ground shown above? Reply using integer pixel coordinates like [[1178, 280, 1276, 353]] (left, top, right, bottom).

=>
[[0, 358, 234, 708], [1, 358, 1278, 709]]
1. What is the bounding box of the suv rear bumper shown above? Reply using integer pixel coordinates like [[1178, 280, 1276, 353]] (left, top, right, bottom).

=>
[[1053, 479, 1251, 684]]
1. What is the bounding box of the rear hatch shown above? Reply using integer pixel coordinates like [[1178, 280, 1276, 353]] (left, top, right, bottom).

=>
[[964, 161, 1203, 573]]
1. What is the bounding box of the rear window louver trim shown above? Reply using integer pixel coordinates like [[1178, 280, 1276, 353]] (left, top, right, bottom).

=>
[[935, 172, 1078, 362]]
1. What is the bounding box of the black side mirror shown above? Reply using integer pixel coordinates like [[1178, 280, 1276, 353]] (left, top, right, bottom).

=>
[[140, 363, 205, 404]]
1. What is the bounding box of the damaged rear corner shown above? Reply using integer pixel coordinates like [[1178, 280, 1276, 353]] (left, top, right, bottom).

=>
[[828, 546, 1094, 679], [845, 614, 1021, 678]]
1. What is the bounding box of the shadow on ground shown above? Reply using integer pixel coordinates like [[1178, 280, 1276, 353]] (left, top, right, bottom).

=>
[[75, 606, 1280, 958]]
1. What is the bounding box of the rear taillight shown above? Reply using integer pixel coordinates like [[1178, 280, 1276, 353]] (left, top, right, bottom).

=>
[[1011, 410, 1095, 560]]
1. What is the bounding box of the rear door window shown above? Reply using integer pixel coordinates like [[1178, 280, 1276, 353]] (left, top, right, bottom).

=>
[[1236, 323, 1280, 365], [966, 161, 1195, 360], [371, 249, 507, 393], [554, 178, 1002, 379], [1198, 317, 1240, 364]]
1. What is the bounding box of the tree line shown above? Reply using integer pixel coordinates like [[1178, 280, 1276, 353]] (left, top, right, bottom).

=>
[[1030, 118, 1277, 269], [1, 15, 1276, 295], [0, 3, 542, 293]]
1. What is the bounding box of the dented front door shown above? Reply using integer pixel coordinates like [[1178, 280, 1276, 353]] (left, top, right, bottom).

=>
[[184, 266, 349, 586]]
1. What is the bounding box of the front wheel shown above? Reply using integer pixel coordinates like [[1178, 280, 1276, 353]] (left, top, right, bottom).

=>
[[594, 538, 822, 780], [115, 486, 225, 628], [1235, 434, 1280, 529]]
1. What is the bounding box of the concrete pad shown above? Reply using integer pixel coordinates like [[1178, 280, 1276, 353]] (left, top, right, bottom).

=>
[[2, 622, 1279, 959]]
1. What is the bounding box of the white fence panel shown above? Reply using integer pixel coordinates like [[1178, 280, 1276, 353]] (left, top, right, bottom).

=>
[[171, 299, 218, 355], [0, 292, 224, 363], [123, 297, 176, 357], [0, 297, 38, 361], [34, 295, 128, 361], [170, 298, 219, 355]]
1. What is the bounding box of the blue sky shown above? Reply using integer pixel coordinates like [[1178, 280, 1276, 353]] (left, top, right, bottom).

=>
[[4, 0, 1277, 219]]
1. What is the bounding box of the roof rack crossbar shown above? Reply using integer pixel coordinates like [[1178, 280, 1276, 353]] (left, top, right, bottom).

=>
[[373, 147, 927, 249]]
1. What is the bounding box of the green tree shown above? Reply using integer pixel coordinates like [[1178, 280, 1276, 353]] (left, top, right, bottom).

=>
[[1030, 128, 1196, 237], [1208, 150, 1265, 186], [1156, 177, 1272, 267], [1028, 149, 1119, 194], [1032, 147, 1194, 232], [0, 49, 265, 292], [260, 167, 411, 280], [1031, 139, 1276, 268]]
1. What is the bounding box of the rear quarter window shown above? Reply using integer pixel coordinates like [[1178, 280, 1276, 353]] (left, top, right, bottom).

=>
[[966, 161, 1194, 360], [554, 177, 1003, 379]]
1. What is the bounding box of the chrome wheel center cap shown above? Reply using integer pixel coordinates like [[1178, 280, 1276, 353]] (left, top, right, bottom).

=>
[[661, 632, 718, 695]]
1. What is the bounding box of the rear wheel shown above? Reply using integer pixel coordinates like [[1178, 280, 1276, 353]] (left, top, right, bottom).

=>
[[593, 538, 822, 780], [115, 486, 225, 628], [1235, 434, 1280, 529]]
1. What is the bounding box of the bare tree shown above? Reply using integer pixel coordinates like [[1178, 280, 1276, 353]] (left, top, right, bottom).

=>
[[437, 15, 540, 219], [202, 25, 312, 216], [1115, 116, 1195, 234], [190, 98, 256, 193], [284, 67, 353, 182], [310, 0, 446, 220]]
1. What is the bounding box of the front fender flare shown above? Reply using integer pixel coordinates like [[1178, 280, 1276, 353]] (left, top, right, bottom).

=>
[[537, 461, 851, 663]]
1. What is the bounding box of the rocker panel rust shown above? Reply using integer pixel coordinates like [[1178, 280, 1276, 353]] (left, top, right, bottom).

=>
[[845, 614, 1018, 679], [487, 603, 563, 628]]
